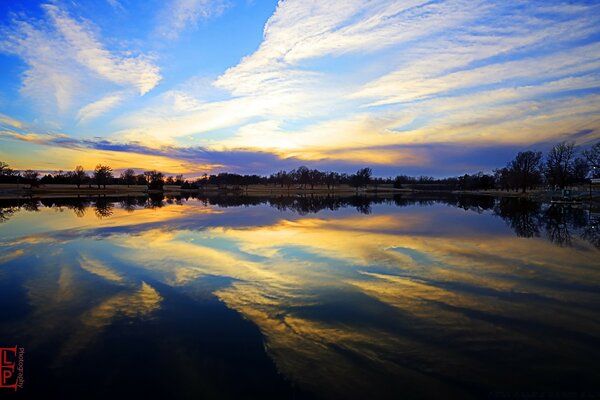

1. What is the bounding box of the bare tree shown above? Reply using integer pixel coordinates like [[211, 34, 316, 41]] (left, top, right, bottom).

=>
[[120, 169, 136, 186], [144, 170, 165, 190], [545, 142, 575, 189], [509, 151, 542, 193], [583, 141, 600, 177], [296, 166, 310, 189], [71, 166, 88, 189], [571, 157, 590, 184]]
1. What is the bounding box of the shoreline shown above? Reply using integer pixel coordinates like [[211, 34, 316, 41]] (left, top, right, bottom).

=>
[[1, 184, 598, 205]]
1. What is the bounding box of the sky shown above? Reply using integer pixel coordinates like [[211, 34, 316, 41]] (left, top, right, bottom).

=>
[[0, 0, 599, 177]]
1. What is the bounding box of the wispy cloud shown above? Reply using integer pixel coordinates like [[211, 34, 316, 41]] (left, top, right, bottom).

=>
[[114, 0, 600, 164], [0, 3, 160, 114], [77, 92, 126, 123], [0, 114, 23, 129], [157, 0, 230, 39], [106, 0, 125, 12], [1, 0, 600, 174]]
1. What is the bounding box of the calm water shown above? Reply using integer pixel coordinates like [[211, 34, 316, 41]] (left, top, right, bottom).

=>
[[0, 194, 599, 399]]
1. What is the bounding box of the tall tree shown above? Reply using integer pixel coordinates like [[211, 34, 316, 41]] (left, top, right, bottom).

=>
[[71, 166, 88, 189], [545, 141, 575, 188], [509, 151, 542, 193], [583, 142, 600, 178], [350, 168, 372, 191], [295, 166, 310, 189], [357, 167, 372, 188], [120, 169, 136, 186], [308, 169, 323, 189], [93, 164, 113, 189], [144, 170, 165, 190], [571, 157, 590, 184]]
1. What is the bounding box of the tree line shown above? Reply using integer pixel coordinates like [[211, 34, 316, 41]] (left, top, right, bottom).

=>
[[0, 141, 598, 192]]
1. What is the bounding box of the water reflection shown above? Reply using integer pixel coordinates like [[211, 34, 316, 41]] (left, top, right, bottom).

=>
[[0, 194, 599, 399], [1, 194, 598, 248]]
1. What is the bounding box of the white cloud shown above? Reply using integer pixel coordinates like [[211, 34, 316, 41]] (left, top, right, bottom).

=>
[[5, 0, 600, 167], [0, 4, 161, 115], [44, 5, 160, 95], [157, 0, 230, 39], [215, 0, 482, 96], [77, 92, 126, 123], [106, 0, 125, 12], [118, 0, 599, 156]]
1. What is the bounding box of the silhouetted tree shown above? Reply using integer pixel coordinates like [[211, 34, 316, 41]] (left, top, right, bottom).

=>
[[325, 172, 340, 190], [545, 141, 575, 189], [308, 169, 323, 189], [50, 170, 71, 184], [571, 157, 590, 184], [22, 169, 39, 183], [135, 174, 147, 186], [583, 141, 600, 177], [144, 170, 165, 190], [93, 164, 113, 189], [120, 169, 136, 186], [296, 166, 310, 189], [350, 167, 372, 191], [509, 151, 542, 193], [494, 167, 514, 191], [71, 166, 88, 189]]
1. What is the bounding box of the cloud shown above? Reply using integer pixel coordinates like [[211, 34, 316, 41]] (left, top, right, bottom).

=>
[[0, 114, 23, 129], [115, 0, 600, 163], [77, 92, 126, 123], [44, 4, 161, 95], [2, 1, 600, 173], [215, 0, 481, 96], [106, 0, 125, 12], [157, 0, 230, 39], [0, 4, 161, 114]]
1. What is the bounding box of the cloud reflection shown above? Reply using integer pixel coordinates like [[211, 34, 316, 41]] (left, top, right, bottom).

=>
[[1, 196, 599, 397]]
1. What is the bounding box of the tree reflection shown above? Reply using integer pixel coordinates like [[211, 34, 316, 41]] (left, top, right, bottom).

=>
[[22, 199, 40, 212], [68, 198, 90, 218], [120, 197, 138, 213], [581, 213, 600, 248], [492, 198, 598, 248], [94, 198, 114, 219], [145, 194, 165, 209], [494, 198, 542, 238], [0, 194, 599, 249], [0, 206, 17, 223]]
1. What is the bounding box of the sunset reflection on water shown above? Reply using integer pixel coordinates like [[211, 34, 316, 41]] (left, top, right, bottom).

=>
[[0, 195, 598, 399]]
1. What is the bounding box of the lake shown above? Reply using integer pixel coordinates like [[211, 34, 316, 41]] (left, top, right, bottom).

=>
[[0, 194, 599, 399]]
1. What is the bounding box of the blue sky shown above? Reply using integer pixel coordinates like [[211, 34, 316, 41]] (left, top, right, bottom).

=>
[[1, 0, 599, 177]]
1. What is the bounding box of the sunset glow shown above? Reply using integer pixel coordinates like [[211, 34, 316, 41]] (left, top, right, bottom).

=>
[[1, 1, 599, 175]]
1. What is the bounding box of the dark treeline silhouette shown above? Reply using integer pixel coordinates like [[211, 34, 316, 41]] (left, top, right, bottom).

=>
[[1, 141, 599, 192], [1, 193, 598, 248]]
